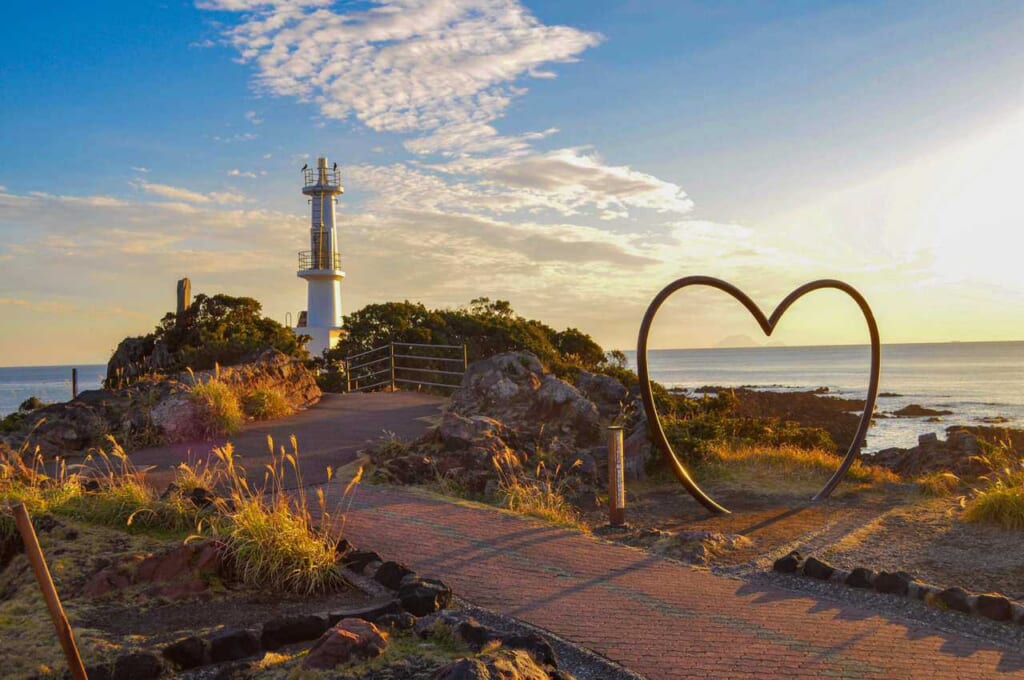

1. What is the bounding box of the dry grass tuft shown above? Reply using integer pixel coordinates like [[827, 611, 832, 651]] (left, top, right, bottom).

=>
[[964, 456, 1024, 530], [700, 442, 899, 492], [243, 386, 293, 421], [916, 471, 961, 497], [491, 449, 584, 530]]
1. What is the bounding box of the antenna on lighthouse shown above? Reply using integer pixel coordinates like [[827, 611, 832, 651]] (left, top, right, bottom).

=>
[[295, 155, 346, 356]]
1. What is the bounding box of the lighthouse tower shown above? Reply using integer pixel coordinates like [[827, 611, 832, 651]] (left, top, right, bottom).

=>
[[296, 156, 346, 356]]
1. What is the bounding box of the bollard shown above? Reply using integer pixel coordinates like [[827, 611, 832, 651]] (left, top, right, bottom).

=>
[[13, 503, 88, 680], [607, 425, 626, 526], [71, 368, 78, 399]]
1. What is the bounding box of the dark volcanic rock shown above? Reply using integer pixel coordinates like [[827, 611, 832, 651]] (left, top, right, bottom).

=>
[[802, 556, 835, 581], [874, 571, 916, 596], [893, 404, 954, 417], [163, 636, 209, 669], [400, 578, 453, 616], [500, 632, 559, 667], [112, 651, 163, 680], [772, 551, 802, 574], [845, 568, 874, 589], [376, 612, 417, 631], [940, 587, 973, 613], [434, 649, 565, 680], [261, 613, 329, 650], [375, 560, 416, 590], [975, 593, 1013, 621], [342, 549, 383, 573], [208, 627, 260, 663]]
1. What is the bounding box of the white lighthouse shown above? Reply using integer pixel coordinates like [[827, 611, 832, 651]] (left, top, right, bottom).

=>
[[296, 156, 346, 356]]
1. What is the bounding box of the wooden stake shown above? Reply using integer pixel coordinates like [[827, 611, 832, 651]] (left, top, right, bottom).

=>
[[12, 503, 88, 680], [607, 426, 626, 526]]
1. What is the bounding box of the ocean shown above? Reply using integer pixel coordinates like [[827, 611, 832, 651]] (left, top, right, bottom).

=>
[[0, 364, 106, 418], [1, 342, 1021, 451], [625, 341, 1024, 451]]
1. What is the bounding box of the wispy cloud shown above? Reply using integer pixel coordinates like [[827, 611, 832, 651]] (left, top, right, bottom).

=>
[[245, 110, 263, 125], [132, 181, 246, 204], [228, 169, 258, 178]]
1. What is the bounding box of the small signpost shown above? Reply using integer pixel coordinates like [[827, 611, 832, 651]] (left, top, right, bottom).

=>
[[607, 425, 626, 526]]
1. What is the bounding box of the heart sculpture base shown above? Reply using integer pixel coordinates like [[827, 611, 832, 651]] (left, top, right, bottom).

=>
[[636, 276, 881, 515]]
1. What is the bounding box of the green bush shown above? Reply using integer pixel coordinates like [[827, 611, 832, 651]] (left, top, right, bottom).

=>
[[191, 378, 244, 437], [243, 386, 293, 421]]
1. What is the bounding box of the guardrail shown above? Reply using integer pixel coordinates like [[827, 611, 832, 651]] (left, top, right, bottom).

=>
[[343, 342, 467, 393]]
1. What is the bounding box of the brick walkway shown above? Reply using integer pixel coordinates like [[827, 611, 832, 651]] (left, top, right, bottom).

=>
[[342, 485, 1024, 680]]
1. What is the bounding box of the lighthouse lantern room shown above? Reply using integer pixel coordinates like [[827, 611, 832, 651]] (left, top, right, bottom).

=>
[[296, 156, 346, 356]]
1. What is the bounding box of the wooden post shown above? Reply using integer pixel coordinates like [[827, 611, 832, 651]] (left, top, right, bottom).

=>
[[462, 344, 468, 372], [345, 359, 351, 393], [71, 368, 78, 399], [389, 343, 396, 391], [12, 503, 88, 680], [607, 426, 626, 526]]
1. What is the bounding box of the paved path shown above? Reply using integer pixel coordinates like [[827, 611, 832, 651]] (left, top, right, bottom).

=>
[[130, 391, 444, 488], [341, 484, 1024, 680]]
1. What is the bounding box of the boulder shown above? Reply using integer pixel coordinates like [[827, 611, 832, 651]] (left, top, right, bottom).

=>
[[208, 627, 260, 663], [874, 571, 916, 596], [802, 557, 835, 581], [303, 619, 388, 670], [400, 578, 453, 616], [845, 568, 874, 589], [341, 549, 382, 573], [500, 633, 558, 668], [376, 612, 417, 631], [261, 614, 329, 650], [112, 651, 164, 680], [162, 636, 208, 670], [939, 587, 973, 613], [975, 593, 1013, 621], [575, 370, 628, 420], [448, 352, 601, 456], [374, 561, 417, 590], [772, 551, 801, 574]]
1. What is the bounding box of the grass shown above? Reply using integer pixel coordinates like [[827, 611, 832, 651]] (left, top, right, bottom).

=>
[[490, 449, 585, 530], [244, 386, 294, 421], [1, 430, 362, 595], [699, 442, 899, 493], [190, 374, 245, 437], [963, 455, 1024, 530], [916, 471, 961, 497], [204, 436, 361, 595]]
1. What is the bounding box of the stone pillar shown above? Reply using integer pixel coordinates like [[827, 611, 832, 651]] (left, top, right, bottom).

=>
[[176, 278, 191, 316]]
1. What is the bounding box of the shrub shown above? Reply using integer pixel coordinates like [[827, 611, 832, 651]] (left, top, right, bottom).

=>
[[243, 386, 293, 421], [491, 449, 584, 529], [190, 374, 244, 437], [964, 463, 1024, 530]]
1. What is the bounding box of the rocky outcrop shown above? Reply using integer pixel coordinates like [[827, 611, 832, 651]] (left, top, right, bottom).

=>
[[303, 619, 389, 670], [892, 404, 954, 417], [3, 350, 320, 458], [371, 352, 647, 501], [871, 430, 985, 477]]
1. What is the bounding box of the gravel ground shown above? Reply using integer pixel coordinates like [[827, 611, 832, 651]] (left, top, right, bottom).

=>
[[455, 597, 647, 680]]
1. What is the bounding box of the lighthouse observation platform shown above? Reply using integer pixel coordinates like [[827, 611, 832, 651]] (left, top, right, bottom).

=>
[[298, 250, 342, 272], [302, 166, 342, 194]]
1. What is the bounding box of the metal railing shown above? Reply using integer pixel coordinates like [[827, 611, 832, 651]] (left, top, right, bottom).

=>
[[298, 250, 341, 270], [303, 167, 342, 188], [343, 342, 467, 393]]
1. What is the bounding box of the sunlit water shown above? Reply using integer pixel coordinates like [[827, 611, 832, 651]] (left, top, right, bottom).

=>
[[0, 365, 105, 418], [625, 341, 1024, 451]]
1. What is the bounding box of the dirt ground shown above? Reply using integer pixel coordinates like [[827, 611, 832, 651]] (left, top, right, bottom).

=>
[[583, 474, 1024, 599]]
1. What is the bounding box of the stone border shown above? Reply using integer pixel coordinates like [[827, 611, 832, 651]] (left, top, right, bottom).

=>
[[773, 551, 1024, 626]]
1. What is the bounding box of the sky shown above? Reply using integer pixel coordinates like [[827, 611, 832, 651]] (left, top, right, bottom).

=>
[[0, 0, 1022, 365]]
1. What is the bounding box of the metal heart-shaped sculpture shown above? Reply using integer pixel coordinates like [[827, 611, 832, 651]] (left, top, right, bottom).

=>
[[636, 277, 881, 515]]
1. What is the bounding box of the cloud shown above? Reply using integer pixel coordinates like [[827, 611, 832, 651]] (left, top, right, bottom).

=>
[[245, 110, 263, 125], [131, 166, 151, 173], [132, 181, 246, 204], [203, 0, 601, 138], [212, 132, 258, 142], [228, 169, 258, 178]]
